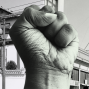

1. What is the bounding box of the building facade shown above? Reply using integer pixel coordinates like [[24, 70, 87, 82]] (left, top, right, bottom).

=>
[[0, 7, 21, 69]]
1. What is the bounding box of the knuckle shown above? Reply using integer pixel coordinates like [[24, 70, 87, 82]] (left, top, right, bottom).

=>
[[40, 5, 55, 13], [56, 11, 68, 24], [62, 24, 76, 35], [24, 6, 32, 12], [24, 5, 40, 11], [29, 5, 40, 10], [54, 24, 77, 47]]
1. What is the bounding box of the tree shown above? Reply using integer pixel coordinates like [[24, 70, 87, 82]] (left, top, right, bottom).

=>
[[6, 60, 17, 70]]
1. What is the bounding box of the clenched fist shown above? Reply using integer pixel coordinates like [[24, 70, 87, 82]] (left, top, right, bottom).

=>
[[9, 5, 79, 89]]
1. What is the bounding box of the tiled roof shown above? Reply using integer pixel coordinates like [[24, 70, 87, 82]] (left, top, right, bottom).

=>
[[0, 11, 22, 19], [0, 6, 13, 14]]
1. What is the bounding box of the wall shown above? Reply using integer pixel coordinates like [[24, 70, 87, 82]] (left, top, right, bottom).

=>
[[0, 74, 25, 89]]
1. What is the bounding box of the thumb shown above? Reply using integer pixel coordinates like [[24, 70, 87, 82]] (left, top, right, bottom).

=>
[[23, 7, 57, 27]]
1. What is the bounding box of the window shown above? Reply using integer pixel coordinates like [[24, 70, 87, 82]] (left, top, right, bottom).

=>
[[80, 71, 86, 84], [45, 0, 57, 11], [71, 68, 79, 81]]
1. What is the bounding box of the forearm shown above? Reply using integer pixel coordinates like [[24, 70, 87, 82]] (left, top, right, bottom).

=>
[[24, 65, 71, 89]]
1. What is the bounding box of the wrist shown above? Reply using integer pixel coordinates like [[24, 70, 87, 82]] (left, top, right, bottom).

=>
[[25, 65, 71, 89]]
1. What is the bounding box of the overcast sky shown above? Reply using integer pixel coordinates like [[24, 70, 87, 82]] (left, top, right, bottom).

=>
[[0, 0, 89, 50]]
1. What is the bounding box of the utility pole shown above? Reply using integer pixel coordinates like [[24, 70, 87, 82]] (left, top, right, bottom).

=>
[[17, 53, 20, 69], [84, 43, 89, 50], [2, 18, 6, 89]]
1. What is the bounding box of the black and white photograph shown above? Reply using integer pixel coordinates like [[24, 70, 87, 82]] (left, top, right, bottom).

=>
[[0, 0, 89, 89]]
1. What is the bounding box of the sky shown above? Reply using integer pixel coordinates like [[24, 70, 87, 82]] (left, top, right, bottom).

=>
[[64, 0, 89, 50], [0, 0, 89, 50]]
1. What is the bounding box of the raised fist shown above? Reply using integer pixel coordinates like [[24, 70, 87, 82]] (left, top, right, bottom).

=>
[[9, 5, 79, 89]]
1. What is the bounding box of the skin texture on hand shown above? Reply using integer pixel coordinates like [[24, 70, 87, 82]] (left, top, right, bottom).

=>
[[9, 5, 79, 89]]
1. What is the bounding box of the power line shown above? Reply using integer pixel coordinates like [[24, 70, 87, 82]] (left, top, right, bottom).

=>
[[76, 15, 89, 48], [8, 0, 44, 9], [85, 43, 89, 50], [77, 15, 89, 29]]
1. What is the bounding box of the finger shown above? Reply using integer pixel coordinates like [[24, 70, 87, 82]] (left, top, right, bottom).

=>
[[65, 34, 79, 60], [54, 24, 77, 47], [37, 5, 55, 32], [43, 12, 68, 40], [54, 24, 79, 64], [23, 6, 57, 27], [40, 5, 55, 13]]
